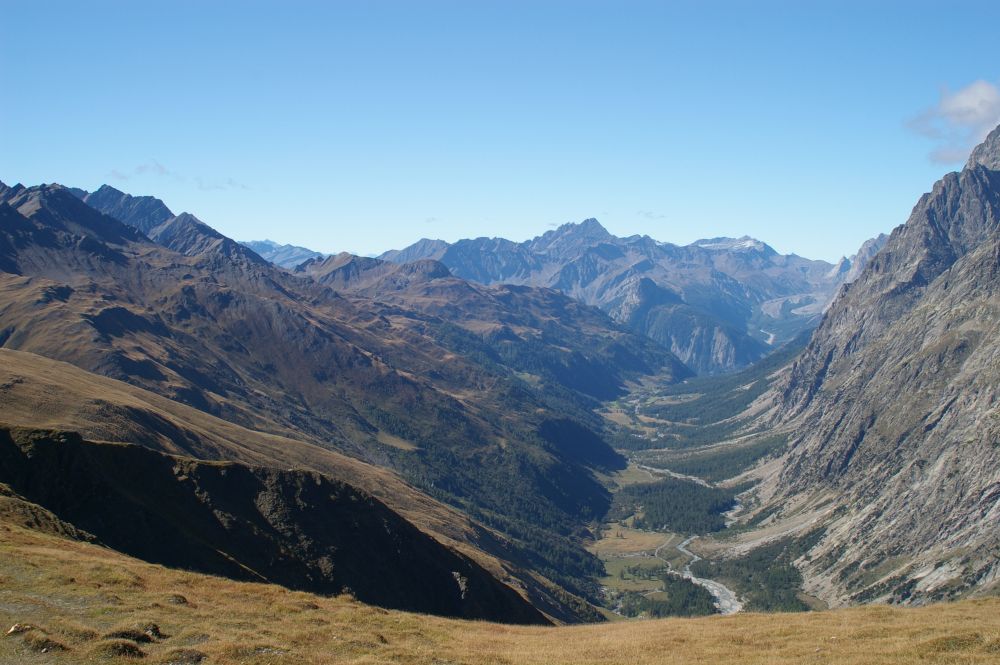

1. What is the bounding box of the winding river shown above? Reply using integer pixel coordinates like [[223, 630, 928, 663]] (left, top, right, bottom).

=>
[[667, 536, 743, 615]]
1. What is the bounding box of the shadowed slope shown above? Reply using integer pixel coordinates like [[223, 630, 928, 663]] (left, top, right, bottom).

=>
[[0, 425, 548, 623]]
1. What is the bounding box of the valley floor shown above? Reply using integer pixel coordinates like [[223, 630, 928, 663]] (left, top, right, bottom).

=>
[[2, 520, 999, 665]]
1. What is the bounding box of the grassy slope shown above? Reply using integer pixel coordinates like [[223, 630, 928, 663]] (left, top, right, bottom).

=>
[[1, 516, 998, 665]]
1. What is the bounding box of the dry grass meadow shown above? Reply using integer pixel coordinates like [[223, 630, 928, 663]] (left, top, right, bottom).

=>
[[2, 516, 998, 665]]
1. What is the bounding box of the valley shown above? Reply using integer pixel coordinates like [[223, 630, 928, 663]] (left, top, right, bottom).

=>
[[588, 353, 803, 619], [0, 118, 998, 662]]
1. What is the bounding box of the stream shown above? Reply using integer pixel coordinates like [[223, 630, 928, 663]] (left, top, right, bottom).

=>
[[665, 536, 743, 615]]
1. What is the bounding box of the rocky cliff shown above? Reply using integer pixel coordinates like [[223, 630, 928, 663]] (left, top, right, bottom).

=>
[[766, 125, 1000, 606]]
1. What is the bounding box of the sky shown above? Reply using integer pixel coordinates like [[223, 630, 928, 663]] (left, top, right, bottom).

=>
[[3, 0, 1000, 262]]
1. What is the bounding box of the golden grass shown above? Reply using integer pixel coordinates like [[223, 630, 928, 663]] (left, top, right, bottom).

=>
[[600, 410, 634, 427], [589, 525, 667, 557], [0, 524, 1000, 665], [4, 521, 997, 665], [604, 465, 659, 489]]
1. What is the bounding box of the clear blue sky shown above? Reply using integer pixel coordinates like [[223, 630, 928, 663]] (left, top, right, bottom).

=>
[[3, 1, 999, 261]]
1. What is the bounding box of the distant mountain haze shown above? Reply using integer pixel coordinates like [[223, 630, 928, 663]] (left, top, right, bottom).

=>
[[64, 183, 886, 378], [241, 239, 327, 269], [379, 220, 886, 374]]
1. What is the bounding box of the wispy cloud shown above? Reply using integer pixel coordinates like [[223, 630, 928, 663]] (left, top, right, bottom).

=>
[[636, 210, 667, 220], [909, 80, 1000, 164], [195, 176, 250, 191], [105, 161, 248, 191], [135, 160, 172, 177], [424, 216, 439, 225], [107, 160, 177, 181]]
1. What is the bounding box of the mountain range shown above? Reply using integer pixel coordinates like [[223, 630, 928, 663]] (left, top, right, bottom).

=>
[[1, 124, 997, 629], [378, 221, 883, 374]]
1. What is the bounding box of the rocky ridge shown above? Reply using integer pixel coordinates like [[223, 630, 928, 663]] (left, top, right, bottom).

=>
[[760, 125, 1000, 606]]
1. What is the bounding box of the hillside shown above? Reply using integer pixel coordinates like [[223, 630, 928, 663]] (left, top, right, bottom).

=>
[[297, 252, 691, 400], [0, 425, 546, 623], [1, 507, 999, 664]]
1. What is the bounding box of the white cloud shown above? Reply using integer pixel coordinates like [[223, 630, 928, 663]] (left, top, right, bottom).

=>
[[909, 80, 1000, 164]]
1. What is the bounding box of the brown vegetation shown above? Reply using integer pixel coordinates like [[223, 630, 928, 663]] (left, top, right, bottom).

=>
[[2, 514, 998, 665]]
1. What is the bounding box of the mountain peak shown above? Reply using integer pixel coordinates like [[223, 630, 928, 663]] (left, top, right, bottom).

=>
[[578, 217, 608, 232], [93, 183, 127, 197], [967, 123, 1000, 171], [565, 218, 611, 239], [691, 236, 774, 255], [531, 218, 612, 255], [80, 184, 174, 235]]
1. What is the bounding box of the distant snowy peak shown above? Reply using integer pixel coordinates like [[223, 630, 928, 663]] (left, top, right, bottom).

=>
[[690, 236, 775, 254]]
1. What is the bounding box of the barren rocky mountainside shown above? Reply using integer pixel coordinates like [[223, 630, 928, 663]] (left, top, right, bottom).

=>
[[72, 184, 174, 235], [379, 220, 880, 374], [753, 124, 1000, 606]]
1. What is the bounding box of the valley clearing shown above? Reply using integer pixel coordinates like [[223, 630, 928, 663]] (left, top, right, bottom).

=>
[[1, 517, 997, 665]]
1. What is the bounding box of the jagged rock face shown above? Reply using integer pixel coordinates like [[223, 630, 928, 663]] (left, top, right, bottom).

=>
[[771, 126, 1000, 606], [842, 233, 888, 283], [72, 184, 269, 266], [381, 220, 850, 374], [604, 277, 768, 375], [968, 124, 1000, 171], [147, 213, 269, 265], [0, 426, 548, 624], [76, 185, 175, 235], [240, 239, 326, 269]]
